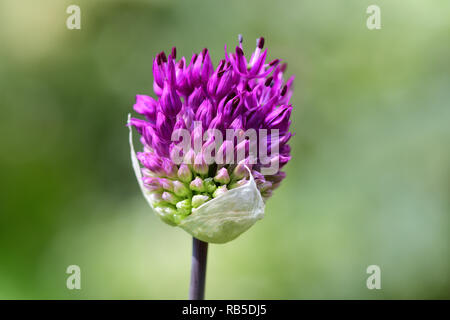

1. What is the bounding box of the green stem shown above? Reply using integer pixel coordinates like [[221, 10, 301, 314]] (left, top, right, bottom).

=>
[[189, 237, 208, 300]]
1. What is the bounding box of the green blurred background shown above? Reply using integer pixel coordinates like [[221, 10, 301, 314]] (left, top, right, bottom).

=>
[[0, 0, 448, 299]]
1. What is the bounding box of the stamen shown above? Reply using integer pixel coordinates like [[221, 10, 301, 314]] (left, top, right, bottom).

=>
[[160, 52, 167, 63], [257, 37, 265, 49], [265, 76, 273, 87], [171, 47, 177, 59], [238, 34, 243, 44], [236, 47, 244, 57], [269, 59, 279, 67], [161, 51, 167, 63], [157, 53, 162, 66], [217, 59, 226, 72], [227, 92, 237, 101]]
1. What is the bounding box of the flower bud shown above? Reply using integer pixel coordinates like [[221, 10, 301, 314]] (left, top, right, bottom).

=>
[[188, 87, 206, 113], [223, 96, 242, 124], [152, 51, 166, 89], [177, 163, 193, 183], [159, 178, 174, 192], [156, 111, 175, 141], [215, 65, 238, 99], [265, 171, 286, 184], [183, 149, 196, 166], [189, 177, 205, 192], [214, 167, 230, 184], [176, 199, 192, 216], [264, 104, 292, 133], [191, 194, 210, 208], [137, 152, 165, 176], [229, 178, 248, 189], [258, 181, 272, 193], [195, 98, 215, 130], [162, 191, 181, 205], [229, 115, 244, 131], [143, 177, 162, 192], [160, 80, 182, 118], [129, 37, 294, 241], [151, 193, 168, 207], [193, 152, 209, 176], [212, 185, 228, 198], [215, 140, 234, 165], [231, 162, 249, 180], [133, 95, 157, 123], [234, 46, 247, 74], [162, 158, 178, 179], [203, 178, 217, 194], [173, 180, 190, 197]]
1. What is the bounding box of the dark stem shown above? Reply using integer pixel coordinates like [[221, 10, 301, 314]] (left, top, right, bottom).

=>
[[189, 237, 208, 300]]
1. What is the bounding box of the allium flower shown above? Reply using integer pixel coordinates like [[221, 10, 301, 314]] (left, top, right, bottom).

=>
[[128, 36, 294, 244]]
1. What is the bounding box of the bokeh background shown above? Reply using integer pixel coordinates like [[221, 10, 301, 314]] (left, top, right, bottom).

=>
[[0, 0, 448, 299]]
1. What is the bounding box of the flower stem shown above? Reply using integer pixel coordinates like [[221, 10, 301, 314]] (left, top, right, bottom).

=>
[[189, 237, 208, 300]]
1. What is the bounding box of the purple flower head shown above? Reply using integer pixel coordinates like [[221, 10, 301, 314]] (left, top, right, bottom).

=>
[[129, 36, 294, 225]]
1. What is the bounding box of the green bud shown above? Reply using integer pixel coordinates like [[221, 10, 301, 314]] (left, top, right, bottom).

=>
[[229, 178, 248, 189], [176, 199, 192, 216], [213, 185, 228, 198], [189, 176, 205, 193], [192, 194, 210, 208], [214, 167, 230, 184], [162, 191, 181, 205], [177, 163, 192, 183], [158, 206, 178, 226], [173, 180, 190, 197], [151, 193, 169, 207], [203, 178, 217, 194], [172, 214, 185, 225]]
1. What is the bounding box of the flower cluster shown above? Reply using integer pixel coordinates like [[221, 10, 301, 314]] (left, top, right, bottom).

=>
[[129, 36, 293, 226]]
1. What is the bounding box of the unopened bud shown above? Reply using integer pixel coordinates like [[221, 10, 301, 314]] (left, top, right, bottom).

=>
[[193, 152, 209, 176], [173, 180, 190, 197], [259, 181, 272, 193], [192, 194, 210, 208], [213, 185, 228, 198], [151, 193, 168, 207], [229, 178, 248, 189], [203, 178, 217, 194], [189, 177, 205, 192], [176, 199, 192, 216], [214, 167, 230, 184], [159, 178, 174, 192], [177, 163, 192, 183], [231, 162, 249, 180], [162, 191, 181, 205]]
